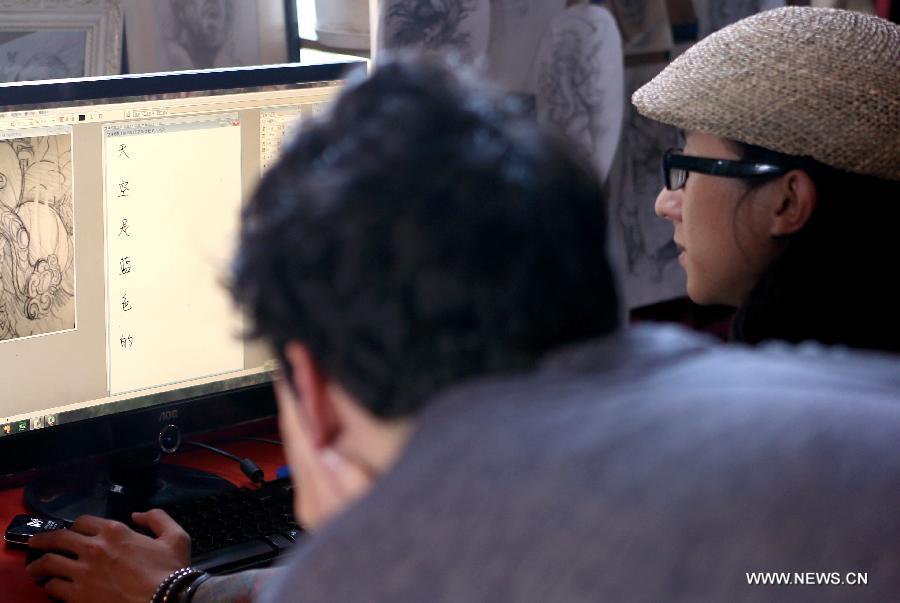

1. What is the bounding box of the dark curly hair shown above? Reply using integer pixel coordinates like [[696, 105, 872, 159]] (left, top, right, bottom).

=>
[[230, 55, 620, 419], [729, 142, 900, 353]]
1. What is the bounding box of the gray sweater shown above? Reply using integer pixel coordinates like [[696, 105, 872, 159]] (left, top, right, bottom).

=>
[[260, 324, 900, 602]]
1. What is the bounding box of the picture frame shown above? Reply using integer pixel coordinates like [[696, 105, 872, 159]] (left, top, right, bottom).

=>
[[124, 0, 290, 73], [0, 0, 124, 82]]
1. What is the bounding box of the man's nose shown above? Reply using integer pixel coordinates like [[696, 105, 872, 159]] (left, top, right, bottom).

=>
[[654, 187, 683, 222]]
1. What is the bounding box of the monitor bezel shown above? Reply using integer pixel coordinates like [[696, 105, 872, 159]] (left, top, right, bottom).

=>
[[0, 61, 361, 106], [0, 60, 364, 485]]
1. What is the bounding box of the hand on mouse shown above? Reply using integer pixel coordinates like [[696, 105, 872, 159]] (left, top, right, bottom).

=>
[[26, 509, 190, 603]]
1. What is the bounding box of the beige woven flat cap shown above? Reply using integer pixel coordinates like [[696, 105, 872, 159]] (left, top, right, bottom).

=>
[[632, 7, 900, 181]]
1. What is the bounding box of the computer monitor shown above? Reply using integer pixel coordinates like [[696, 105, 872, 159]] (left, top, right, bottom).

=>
[[0, 59, 365, 519]]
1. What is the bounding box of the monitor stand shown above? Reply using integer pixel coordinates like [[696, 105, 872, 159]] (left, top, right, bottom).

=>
[[23, 447, 234, 523]]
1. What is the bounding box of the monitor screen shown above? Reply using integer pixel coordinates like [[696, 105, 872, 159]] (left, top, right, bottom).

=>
[[0, 60, 364, 484]]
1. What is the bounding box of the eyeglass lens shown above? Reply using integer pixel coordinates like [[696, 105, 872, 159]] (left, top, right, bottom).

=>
[[669, 166, 687, 190]]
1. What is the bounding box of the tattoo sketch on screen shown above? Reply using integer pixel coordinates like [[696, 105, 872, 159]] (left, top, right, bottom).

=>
[[380, 0, 488, 61], [0, 30, 87, 83], [533, 5, 623, 182], [0, 135, 75, 341]]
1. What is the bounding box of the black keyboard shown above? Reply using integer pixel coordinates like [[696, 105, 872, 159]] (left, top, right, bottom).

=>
[[160, 478, 304, 574]]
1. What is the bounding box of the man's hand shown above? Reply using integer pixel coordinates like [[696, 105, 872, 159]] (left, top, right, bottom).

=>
[[26, 509, 190, 603], [274, 376, 373, 530]]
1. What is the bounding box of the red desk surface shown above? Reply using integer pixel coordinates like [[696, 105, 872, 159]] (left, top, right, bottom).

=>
[[0, 438, 287, 602]]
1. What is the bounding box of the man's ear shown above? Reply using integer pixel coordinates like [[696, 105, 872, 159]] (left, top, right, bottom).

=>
[[282, 342, 341, 449], [770, 169, 817, 237]]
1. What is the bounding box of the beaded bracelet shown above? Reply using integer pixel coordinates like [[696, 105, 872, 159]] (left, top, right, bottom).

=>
[[150, 567, 205, 603], [164, 568, 207, 603], [150, 568, 192, 603]]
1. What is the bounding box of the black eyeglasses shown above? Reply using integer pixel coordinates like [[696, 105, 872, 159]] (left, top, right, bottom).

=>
[[662, 148, 789, 191]]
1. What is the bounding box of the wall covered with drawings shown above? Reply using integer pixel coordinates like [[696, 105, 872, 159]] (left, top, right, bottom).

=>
[[376, 0, 802, 310], [3, 0, 891, 311]]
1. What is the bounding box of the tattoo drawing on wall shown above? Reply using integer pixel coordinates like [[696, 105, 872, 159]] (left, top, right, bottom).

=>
[[0, 134, 76, 342], [380, 0, 488, 61], [612, 0, 649, 39], [696, 0, 785, 38], [607, 65, 685, 308], [533, 5, 623, 182], [606, 0, 673, 55], [487, 0, 567, 92]]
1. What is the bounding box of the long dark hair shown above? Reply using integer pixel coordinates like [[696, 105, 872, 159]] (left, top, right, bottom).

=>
[[729, 142, 900, 353]]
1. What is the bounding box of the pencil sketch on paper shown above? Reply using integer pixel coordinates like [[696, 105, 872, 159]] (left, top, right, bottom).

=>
[[606, 0, 673, 55], [487, 0, 567, 92], [380, 0, 488, 61], [0, 134, 76, 342], [0, 30, 87, 83], [607, 64, 686, 308], [152, 0, 258, 70], [533, 5, 623, 182], [611, 0, 649, 40]]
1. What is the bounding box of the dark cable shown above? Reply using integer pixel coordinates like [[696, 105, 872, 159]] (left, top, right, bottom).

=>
[[241, 437, 283, 446], [187, 441, 264, 484]]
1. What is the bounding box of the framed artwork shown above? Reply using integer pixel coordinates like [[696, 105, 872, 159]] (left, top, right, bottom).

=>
[[0, 0, 124, 82], [124, 0, 290, 73]]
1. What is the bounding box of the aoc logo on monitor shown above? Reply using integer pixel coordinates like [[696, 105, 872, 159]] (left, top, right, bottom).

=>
[[158, 409, 179, 422]]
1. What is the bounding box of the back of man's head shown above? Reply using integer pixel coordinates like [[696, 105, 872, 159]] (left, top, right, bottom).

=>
[[232, 55, 619, 419]]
